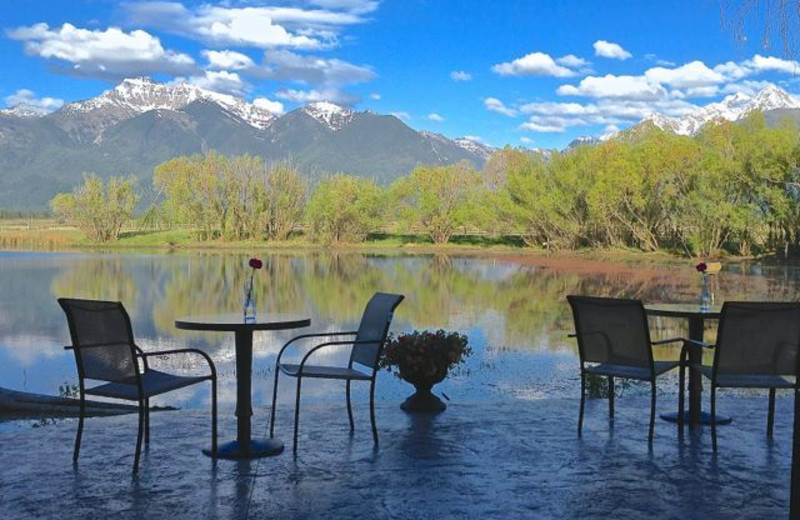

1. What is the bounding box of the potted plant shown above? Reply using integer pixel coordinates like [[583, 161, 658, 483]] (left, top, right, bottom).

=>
[[380, 329, 471, 413]]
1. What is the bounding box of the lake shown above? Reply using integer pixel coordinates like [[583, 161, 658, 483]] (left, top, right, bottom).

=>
[[1, 250, 799, 414]]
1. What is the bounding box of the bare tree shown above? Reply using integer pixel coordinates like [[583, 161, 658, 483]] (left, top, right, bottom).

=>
[[721, 0, 800, 57]]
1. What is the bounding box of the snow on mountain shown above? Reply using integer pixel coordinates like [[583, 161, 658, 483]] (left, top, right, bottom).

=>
[[645, 85, 800, 136], [0, 103, 50, 118], [300, 101, 356, 131], [453, 137, 495, 160], [58, 77, 277, 130]]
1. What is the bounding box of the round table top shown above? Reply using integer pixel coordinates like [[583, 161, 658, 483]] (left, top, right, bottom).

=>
[[644, 303, 722, 319], [175, 314, 311, 332]]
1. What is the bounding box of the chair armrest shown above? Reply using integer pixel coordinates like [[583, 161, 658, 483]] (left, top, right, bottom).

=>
[[275, 331, 358, 364], [64, 341, 132, 350], [651, 337, 687, 346], [296, 339, 383, 372], [683, 339, 714, 349], [140, 348, 216, 378]]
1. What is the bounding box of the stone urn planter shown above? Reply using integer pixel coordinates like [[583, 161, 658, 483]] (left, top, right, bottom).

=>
[[380, 329, 471, 414]]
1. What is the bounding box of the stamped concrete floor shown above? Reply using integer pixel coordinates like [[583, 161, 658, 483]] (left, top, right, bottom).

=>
[[0, 396, 794, 519]]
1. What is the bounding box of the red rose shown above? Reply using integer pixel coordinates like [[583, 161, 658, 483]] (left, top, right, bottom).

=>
[[695, 262, 707, 272], [249, 258, 263, 269]]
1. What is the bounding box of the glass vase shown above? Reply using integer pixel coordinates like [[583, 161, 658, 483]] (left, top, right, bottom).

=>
[[700, 273, 711, 312], [243, 283, 256, 322]]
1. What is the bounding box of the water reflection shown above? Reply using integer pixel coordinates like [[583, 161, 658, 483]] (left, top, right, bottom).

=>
[[2, 250, 799, 411]]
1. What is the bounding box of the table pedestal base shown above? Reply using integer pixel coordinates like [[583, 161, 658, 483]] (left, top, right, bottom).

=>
[[203, 438, 284, 459], [660, 411, 732, 426]]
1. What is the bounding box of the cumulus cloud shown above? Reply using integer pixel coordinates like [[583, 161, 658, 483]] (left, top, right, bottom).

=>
[[593, 40, 632, 60], [391, 111, 410, 120], [124, 2, 372, 50], [202, 50, 255, 70], [492, 52, 576, 77], [556, 54, 588, 68], [3, 88, 64, 113], [275, 87, 359, 105], [484, 97, 517, 117], [450, 70, 472, 81], [184, 70, 247, 95], [557, 74, 667, 100], [6, 23, 195, 80], [644, 61, 726, 88], [427, 113, 444, 122], [369, 92, 381, 100], [519, 136, 534, 144], [253, 97, 285, 114]]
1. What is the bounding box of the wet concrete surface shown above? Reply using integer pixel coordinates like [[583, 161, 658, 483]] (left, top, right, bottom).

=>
[[0, 395, 794, 519]]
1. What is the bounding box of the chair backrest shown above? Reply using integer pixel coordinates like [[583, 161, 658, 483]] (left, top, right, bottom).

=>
[[715, 302, 800, 376], [58, 298, 139, 383], [350, 292, 405, 369], [567, 295, 653, 368]]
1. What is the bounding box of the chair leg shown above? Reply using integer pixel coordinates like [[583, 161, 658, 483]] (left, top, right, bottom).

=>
[[369, 379, 378, 446], [293, 376, 302, 454], [608, 376, 615, 420], [211, 377, 218, 457], [649, 380, 657, 445], [134, 399, 145, 473], [73, 392, 86, 464], [711, 385, 718, 453], [768, 387, 776, 437], [578, 373, 586, 437], [269, 366, 280, 438], [346, 379, 354, 431], [144, 398, 150, 445]]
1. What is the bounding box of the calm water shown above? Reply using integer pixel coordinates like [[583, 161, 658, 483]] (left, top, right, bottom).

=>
[[2, 250, 799, 414]]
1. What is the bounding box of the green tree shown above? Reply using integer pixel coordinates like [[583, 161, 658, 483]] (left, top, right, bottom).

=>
[[305, 174, 384, 244], [50, 173, 137, 242], [259, 162, 307, 241]]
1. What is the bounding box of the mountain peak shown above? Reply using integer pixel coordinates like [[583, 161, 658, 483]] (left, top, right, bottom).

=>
[[0, 103, 49, 118], [301, 101, 355, 131]]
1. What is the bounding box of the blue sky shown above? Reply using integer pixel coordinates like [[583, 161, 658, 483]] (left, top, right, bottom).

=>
[[2, 0, 799, 148]]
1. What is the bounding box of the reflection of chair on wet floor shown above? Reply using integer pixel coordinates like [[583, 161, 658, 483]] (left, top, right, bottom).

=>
[[58, 298, 217, 473], [680, 301, 800, 452], [567, 295, 683, 443], [269, 292, 404, 453]]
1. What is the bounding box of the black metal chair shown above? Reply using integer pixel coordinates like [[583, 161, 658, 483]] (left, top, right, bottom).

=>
[[680, 301, 800, 451], [269, 292, 404, 453], [58, 298, 217, 472], [567, 295, 683, 443]]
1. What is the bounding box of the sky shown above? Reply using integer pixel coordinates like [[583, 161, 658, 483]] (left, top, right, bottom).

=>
[[2, 0, 800, 149]]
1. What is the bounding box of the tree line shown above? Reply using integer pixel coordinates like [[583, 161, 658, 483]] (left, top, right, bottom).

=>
[[50, 111, 800, 257]]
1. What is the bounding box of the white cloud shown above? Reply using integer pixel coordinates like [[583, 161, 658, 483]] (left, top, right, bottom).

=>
[[557, 74, 667, 100], [3, 88, 63, 113], [369, 93, 381, 100], [391, 111, 410, 120], [6, 23, 195, 80], [124, 2, 373, 50], [202, 50, 254, 70], [462, 135, 483, 142], [427, 113, 444, 122], [681, 86, 720, 98], [492, 52, 576, 77], [520, 117, 574, 133], [748, 54, 800, 74], [484, 97, 517, 117], [593, 40, 632, 60], [184, 70, 246, 95], [253, 97, 285, 114], [719, 80, 772, 96], [645, 61, 726, 88], [519, 136, 534, 144], [556, 54, 588, 68], [260, 49, 374, 84], [275, 87, 358, 105], [450, 70, 472, 81]]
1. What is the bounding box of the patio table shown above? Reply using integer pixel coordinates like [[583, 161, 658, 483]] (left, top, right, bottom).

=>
[[175, 313, 310, 459], [644, 303, 732, 428]]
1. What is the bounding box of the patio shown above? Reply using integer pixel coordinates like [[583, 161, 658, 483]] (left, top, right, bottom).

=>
[[1, 395, 793, 519]]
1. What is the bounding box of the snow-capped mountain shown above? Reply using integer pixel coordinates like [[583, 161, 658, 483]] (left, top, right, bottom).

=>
[[0, 103, 52, 118], [645, 84, 800, 136], [300, 101, 356, 131], [453, 137, 495, 160], [57, 77, 277, 131]]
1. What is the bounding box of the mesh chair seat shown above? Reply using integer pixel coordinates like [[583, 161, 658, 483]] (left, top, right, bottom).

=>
[[278, 363, 372, 380], [586, 361, 679, 380], [85, 370, 211, 400], [698, 366, 796, 389]]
